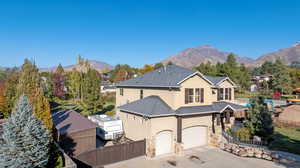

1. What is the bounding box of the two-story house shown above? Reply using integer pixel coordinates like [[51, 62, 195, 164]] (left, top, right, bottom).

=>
[[115, 65, 246, 157]]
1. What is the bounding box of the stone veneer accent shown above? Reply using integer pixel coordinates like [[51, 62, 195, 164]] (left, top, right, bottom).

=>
[[220, 142, 300, 167]]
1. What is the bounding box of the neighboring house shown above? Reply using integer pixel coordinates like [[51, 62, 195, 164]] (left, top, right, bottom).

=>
[[115, 65, 246, 157], [100, 81, 116, 93], [52, 110, 98, 156]]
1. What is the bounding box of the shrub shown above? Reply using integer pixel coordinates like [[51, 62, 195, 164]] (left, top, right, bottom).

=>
[[236, 128, 252, 141]]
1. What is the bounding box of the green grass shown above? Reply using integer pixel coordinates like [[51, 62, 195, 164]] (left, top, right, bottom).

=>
[[269, 127, 300, 155], [50, 95, 116, 116]]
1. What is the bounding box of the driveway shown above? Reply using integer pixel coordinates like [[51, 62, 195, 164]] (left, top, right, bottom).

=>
[[105, 146, 284, 168]]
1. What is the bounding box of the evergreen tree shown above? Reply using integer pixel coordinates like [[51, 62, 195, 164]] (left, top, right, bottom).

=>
[[194, 61, 218, 76], [32, 88, 53, 131], [244, 97, 274, 140], [17, 59, 40, 98], [0, 95, 51, 168], [82, 68, 103, 114]]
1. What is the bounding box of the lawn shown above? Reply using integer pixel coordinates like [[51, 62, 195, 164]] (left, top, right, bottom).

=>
[[50, 94, 116, 116], [269, 126, 300, 155]]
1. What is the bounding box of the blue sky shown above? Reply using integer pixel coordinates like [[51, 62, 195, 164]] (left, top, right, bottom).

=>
[[0, 0, 299, 68]]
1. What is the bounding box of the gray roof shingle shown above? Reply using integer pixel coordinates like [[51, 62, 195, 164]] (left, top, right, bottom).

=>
[[118, 96, 175, 116], [118, 96, 247, 117], [52, 110, 98, 135], [204, 75, 227, 85], [116, 65, 198, 88]]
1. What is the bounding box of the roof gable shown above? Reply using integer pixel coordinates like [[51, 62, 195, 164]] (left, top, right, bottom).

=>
[[118, 96, 175, 117]]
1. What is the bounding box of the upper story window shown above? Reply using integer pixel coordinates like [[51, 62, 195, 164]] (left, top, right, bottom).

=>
[[218, 88, 232, 101], [185, 88, 194, 104], [218, 88, 224, 100], [120, 88, 124, 96], [195, 88, 204, 103], [140, 90, 143, 99]]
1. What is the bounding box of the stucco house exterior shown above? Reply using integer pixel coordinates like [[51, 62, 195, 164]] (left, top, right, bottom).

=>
[[115, 65, 246, 157]]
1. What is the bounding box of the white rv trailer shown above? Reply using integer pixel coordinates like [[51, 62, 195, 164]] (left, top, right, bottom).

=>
[[88, 115, 123, 140]]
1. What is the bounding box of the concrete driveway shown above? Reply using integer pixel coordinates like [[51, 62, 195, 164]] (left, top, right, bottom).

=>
[[105, 146, 284, 168]]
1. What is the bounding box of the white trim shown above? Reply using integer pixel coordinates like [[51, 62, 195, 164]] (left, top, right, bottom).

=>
[[215, 77, 237, 87], [177, 72, 214, 85]]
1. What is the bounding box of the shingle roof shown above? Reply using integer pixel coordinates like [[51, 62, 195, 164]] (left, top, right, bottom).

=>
[[118, 96, 247, 117], [116, 65, 198, 88], [52, 110, 98, 135], [204, 75, 227, 85], [118, 96, 175, 117]]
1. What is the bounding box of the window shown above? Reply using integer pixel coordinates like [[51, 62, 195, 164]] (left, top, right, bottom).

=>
[[120, 88, 124, 96], [140, 90, 143, 99], [225, 88, 229, 100], [218, 88, 224, 100], [219, 88, 232, 101], [195, 88, 204, 103], [195, 89, 200, 102], [185, 88, 194, 104]]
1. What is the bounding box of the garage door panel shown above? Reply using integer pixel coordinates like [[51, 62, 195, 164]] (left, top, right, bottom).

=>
[[182, 126, 207, 149], [155, 131, 172, 156]]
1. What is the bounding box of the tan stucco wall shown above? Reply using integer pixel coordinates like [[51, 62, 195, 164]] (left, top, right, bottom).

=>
[[173, 75, 213, 109], [117, 110, 151, 141], [116, 88, 176, 108], [182, 114, 212, 129], [218, 80, 235, 102]]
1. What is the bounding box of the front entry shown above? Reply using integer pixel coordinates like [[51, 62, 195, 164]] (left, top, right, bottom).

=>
[[155, 130, 172, 156], [182, 126, 207, 149]]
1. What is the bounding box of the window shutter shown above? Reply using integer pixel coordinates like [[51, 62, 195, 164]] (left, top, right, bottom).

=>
[[229, 88, 232, 100], [185, 88, 188, 104], [201, 88, 204, 103]]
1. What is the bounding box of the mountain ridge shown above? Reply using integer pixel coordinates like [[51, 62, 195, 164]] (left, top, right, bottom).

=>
[[160, 45, 254, 68]]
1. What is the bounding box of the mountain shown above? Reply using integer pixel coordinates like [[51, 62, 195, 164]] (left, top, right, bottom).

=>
[[161, 45, 254, 68], [254, 42, 300, 66], [39, 60, 113, 72]]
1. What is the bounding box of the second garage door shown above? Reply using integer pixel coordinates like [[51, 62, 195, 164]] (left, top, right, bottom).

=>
[[155, 130, 172, 156], [182, 126, 207, 149]]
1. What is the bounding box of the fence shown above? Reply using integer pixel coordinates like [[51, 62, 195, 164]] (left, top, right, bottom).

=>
[[222, 131, 267, 146], [75, 139, 146, 167]]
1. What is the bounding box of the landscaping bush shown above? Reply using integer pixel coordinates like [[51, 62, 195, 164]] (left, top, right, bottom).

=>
[[236, 128, 252, 141]]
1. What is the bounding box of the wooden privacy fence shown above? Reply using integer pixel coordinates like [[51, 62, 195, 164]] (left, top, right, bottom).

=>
[[75, 139, 146, 167], [222, 131, 267, 146]]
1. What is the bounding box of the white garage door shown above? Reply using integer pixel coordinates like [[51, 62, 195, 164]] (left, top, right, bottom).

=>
[[182, 126, 207, 149], [155, 130, 172, 156]]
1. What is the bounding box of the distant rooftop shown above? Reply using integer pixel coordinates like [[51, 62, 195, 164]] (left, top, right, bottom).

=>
[[88, 114, 120, 122]]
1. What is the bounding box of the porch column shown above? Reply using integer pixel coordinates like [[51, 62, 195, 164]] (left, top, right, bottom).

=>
[[177, 116, 182, 143], [212, 113, 215, 134]]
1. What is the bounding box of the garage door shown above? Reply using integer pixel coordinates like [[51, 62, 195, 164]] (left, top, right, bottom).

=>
[[182, 126, 207, 149], [155, 130, 172, 156]]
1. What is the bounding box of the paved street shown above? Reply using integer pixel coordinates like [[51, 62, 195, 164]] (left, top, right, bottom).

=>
[[105, 146, 284, 168]]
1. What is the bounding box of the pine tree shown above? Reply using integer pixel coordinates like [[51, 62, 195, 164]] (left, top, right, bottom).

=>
[[244, 97, 274, 140], [82, 68, 103, 114], [0, 95, 51, 168], [32, 88, 53, 131]]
